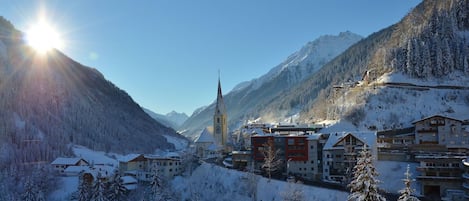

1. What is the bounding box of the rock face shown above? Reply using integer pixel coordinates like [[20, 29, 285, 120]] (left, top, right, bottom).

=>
[[0, 16, 185, 170]]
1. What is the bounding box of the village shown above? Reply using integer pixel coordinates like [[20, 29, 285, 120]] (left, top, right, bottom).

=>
[[50, 78, 469, 201]]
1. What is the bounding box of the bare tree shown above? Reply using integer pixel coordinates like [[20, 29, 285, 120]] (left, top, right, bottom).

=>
[[261, 138, 282, 182]]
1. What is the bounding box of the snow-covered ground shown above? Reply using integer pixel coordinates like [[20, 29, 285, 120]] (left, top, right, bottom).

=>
[[172, 162, 349, 201], [164, 135, 189, 151], [72, 145, 121, 167], [49, 177, 78, 201]]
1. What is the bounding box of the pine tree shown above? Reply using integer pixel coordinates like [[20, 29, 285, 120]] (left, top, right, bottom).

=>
[[21, 180, 38, 201], [90, 173, 108, 201], [107, 170, 127, 201], [397, 164, 420, 201], [76, 174, 91, 201], [261, 138, 282, 182], [347, 145, 385, 201], [149, 167, 165, 201]]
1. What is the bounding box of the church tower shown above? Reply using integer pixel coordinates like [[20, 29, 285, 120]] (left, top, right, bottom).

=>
[[213, 77, 228, 147]]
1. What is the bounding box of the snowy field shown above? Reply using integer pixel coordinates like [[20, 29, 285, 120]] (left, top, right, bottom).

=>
[[172, 162, 349, 201]]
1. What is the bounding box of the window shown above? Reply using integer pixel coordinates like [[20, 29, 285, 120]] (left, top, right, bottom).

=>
[[310, 160, 314, 164], [310, 145, 314, 149], [288, 139, 294, 145], [311, 167, 314, 171]]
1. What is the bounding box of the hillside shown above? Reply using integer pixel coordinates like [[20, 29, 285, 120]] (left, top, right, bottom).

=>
[[289, 0, 469, 128], [181, 32, 362, 137], [144, 108, 188, 130], [0, 17, 186, 172]]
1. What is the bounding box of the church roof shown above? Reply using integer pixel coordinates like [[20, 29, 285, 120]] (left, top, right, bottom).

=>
[[215, 78, 226, 114], [194, 127, 215, 143]]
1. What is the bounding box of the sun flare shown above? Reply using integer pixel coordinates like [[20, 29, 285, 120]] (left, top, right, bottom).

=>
[[26, 21, 64, 54]]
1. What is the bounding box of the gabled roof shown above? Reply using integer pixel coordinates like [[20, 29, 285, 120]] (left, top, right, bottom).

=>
[[51, 157, 87, 165], [412, 115, 463, 124], [194, 127, 215, 143], [118, 154, 144, 163], [324, 131, 376, 150]]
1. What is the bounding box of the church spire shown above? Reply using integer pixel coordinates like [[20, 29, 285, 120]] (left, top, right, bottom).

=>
[[214, 73, 227, 148]]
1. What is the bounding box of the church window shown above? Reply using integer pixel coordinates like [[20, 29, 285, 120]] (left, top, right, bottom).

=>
[[217, 118, 220, 123]]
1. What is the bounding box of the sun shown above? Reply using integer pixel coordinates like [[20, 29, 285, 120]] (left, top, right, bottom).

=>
[[26, 20, 64, 54]]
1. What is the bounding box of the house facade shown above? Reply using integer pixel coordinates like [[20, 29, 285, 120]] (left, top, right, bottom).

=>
[[119, 154, 182, 182], [413, 115, 469, 151], [51, 157, 89, 174], [322, 132, 377, 184]]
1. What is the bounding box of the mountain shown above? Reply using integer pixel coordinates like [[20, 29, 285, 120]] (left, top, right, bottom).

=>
[[143, 108, 188, 130], [0, 17, 187, 171], [271, 0, 469, 129], [181, 32, 363, 137]]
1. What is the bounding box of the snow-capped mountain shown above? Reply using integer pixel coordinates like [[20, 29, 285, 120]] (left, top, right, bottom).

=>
[[0, 16, 186, 170], [143, 108, 188, 130], [181, 32, 363, 137], [283, 0, 469, 129]]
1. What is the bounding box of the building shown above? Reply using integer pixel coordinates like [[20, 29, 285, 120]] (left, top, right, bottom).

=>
[[322, 131, 377, 184], [214, 78, 229, 151], [231, 150, 251, 170], [287, 133, 328, 181], [462, 157, 469, 200], [194, 127, 222, 159], [51, 157, 89, 174], [251, 134, 309, 178], [376, 127, 415, 161], [413, 115, 469, 151], [119, 154, 183, 182], [416, 153, 465, 199]]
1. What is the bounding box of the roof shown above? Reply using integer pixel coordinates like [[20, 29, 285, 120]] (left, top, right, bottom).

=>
[[121, 176, 138, 184], [118, 154, 143, 162], [194, 127, 215, 143], [412, 115, 463, 124], [51, 157, 87, 165], [64, 166, 90, 173], [324, 131, 376, 150]]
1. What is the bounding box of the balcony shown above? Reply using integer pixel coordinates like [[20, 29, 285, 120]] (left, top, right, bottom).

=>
[[463, 182, 469, 190], [463, 173, 469, 180]]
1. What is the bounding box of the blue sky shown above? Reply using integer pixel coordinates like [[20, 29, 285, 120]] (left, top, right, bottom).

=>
[[1, 0, 421, 115]]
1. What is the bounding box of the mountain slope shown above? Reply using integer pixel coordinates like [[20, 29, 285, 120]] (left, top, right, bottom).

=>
[[143, 108, 188, 130], [275, 0, 469, 128], [181, 32, 362, 136], [0, 17, 186, 170]]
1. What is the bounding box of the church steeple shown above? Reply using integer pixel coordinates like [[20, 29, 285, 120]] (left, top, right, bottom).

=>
[[214, 74, 228, 148]]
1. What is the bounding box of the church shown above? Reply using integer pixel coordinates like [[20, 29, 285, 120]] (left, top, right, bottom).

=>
[[194, 77, 230, 159]]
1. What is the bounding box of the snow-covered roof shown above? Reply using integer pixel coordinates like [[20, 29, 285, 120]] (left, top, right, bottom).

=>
[[324, 131, 376, 150], [84, 165, 115, 179], [121, 176, 138, 184], [64, 166, 90, 173], [412, 114, 463, 124], [194, 127, 215, 143], [118, 154, 143, 162], [51, 157, 87, 165], [307, 133, 326, 140]]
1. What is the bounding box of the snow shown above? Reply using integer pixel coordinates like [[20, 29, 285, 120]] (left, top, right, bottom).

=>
[[376, 161, 420, 196], [49, 176, 78, 201], [72, 145, 120, 167], [172, 162, 348, 201], [0, 40, 6, 61], [51, 157, 84, 165], [163, 135, 189, 150]]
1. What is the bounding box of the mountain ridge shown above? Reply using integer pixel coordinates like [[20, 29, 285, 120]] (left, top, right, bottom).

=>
[[181, 31, 363, 136]]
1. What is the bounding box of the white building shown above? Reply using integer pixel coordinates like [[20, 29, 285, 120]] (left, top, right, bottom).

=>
[[194, 127, 222, 159], [322, 131, 377, 183], [51, 157, 89, 174]]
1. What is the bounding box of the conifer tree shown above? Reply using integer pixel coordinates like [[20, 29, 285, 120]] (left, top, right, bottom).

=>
[[107, 170, 127, 201], [76, 174, 91, 201], [90, 173, 108, 201], [397, 164, 420, 201], [347, 144, 385, 201]]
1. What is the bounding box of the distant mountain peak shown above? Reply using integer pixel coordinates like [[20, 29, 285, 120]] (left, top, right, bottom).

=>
[[181, 31, 363, 136]]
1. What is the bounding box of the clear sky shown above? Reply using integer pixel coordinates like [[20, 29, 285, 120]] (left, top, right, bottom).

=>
[[0, 0, 421, 115]]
